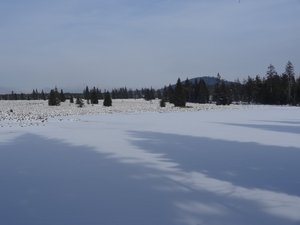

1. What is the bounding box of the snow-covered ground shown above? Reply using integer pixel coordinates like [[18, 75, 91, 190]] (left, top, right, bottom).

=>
[[0, 99, 248, 127], [1, 100, 300, 225]]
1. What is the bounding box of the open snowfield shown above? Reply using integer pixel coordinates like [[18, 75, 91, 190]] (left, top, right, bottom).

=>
[[1, 100, 300, 225], [0, 99, 244, 127]]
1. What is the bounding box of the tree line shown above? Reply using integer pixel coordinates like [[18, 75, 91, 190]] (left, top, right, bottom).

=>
[[160, 61, 300, 106], [1, 61, 299, 107]]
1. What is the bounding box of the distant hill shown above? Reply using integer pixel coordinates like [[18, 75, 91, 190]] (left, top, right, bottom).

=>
[[187, 76, 220, 86], [166, 76, 232, 89]]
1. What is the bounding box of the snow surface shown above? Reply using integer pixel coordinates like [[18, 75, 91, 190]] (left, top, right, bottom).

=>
[[0, 99, 249, 127], [1, 100, 300, 225]]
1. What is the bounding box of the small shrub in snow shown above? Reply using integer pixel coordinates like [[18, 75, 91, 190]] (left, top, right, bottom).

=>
[[76, 98, 84, 108], [160, 99, 166, 107]]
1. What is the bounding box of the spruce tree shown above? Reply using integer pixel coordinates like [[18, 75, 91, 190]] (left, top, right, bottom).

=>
[[264, 64, 280, 104], [213, 75, 231, 105], [90, 87, 99, 104], [296, 77, 300, 104], [60, 89, 66, 102], [184, 78, 192, 102], [70, 95, 74, 103], [198, 79, 209, 103], [160, 98, 166, 107], [285, 61, 296, 104], [83, 86, 90, 104], [173, 78, 186, 107], [41, 90, 46, 100], [48, 89, 60, 106], [103, 92, 112, 107]]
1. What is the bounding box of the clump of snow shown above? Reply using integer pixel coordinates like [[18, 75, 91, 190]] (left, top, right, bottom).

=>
[[0, 99, 254, 127]]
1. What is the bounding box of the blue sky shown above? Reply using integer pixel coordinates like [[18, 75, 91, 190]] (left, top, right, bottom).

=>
[[0, 0, 300, 92]]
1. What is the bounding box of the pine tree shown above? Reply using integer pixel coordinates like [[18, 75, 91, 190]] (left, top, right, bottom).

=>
[[41, 90, 46, 100], [48, 89, 60, 106], [174, 78, 186, 107], [90, 87, 99, 104], [83, 86, 90, 103], [103, 92, 112, 107], [70, 95, 74, 103], [60, 89, 66, 102], [198, 79, 209, 103], [285, 61, 296, 104], [167, 84, 175, 103], [143, 88, 155, 101], [213, 75, 231, 105], [184, 78, 192, 102], [264, 64, 281, 104], [160, 98, 166, 107], [296, 77, 300, 104]]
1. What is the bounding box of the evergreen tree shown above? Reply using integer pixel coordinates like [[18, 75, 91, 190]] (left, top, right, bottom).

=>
[[296, 77, 300, 104], [10, 91, 18, 100], [156, 89, 162, 99], [41, 90, 46, 100], [83, 86, 90, 102], [284, 61, 296, 104], [32, 89, 36, 100], [60, 89, 66, 102], [184, 78, 192, 102], [253, 75, 263, 103], [48, 89, 60, 106], [160, 98, 166, 107], [244, 76, 255, 103], [213, 75, 231, 105], [167, 84, 175, 103], [264, 64, 281, 104], [162, 86, 168, 100], [20, 93, 25, 100], [143, 88, 155, 101], [174, 78, 186, 107], [198, 79, 209, 103], [103, 92, 112, 107], [70, 95, 74, 103], [90, 87, 99, 104]]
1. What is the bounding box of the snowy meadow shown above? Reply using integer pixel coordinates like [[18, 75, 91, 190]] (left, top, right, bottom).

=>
[[1, 100, 300, 225]]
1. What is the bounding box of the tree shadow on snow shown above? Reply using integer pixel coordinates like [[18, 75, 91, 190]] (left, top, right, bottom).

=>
[[220, 122, 300, 134], [254, 120, 300, 125], [1, 133, 299, 225], [128, 131, 300, 196], [0, 134, 183, 225]]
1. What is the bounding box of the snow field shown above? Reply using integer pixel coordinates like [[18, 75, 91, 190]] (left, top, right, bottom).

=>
[[0, 99, 251, 127], [0, 102, 300, 225]]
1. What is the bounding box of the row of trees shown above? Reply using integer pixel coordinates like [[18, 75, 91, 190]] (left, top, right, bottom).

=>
[[48, 87, 112, 107], [1, 61, 299, 107], [239, 62, 300, 105], [1, 89, 47, 101], [83, 86, 158, 101], [158, 61, 300, 106], [161, 78, 210, 107]]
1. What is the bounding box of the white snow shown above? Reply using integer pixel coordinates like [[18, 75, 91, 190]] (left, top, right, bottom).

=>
[[0, 100, 300, 225], [0, 99, 250, 127]]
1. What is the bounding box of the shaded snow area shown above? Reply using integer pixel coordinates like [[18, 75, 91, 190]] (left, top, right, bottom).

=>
[[1, 103, 300, 225]]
